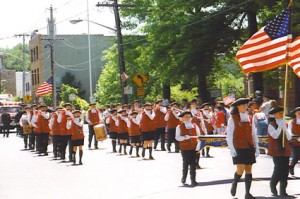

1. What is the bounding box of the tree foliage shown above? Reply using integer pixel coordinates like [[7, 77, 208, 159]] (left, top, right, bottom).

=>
[[59, 84, 89, 110], [61, 72, 85, 98], [0, 44, 30, 71]]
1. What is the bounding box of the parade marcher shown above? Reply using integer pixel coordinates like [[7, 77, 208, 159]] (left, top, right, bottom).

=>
[[181, 99, 188, 111], [67, 110, 84, 165], [106, 109, 118, 153], [14, 104, 25, 136], [86, 102, 101, 149], [32, 104, 50, 156], [1, 109, 11, 137], [268, 107, 292, 196], [30, 104, 38, 151], [289, 107, 300, 176], [175, 111, 200, 186], [259, 94, 271, 115], [254, 90, 263, 106], [19, 106, 32, 149], [139, 103, 156, 159], [128, 111, 141, 157], [49, 106, 63, 159], [252, 106, 268, 154], [200, 103, 214, 157], [164, 102, 181, 153], [153, 99, 167, 151], [226, 98, 259, 199], [215, 105, 226, 134], [116, 109, 129, 155]]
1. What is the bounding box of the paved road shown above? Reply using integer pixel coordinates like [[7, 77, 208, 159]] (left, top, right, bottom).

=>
[[0, 126, 299, 199]]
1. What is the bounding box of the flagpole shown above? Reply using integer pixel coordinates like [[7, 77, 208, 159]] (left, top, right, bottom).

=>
[[282, 0, 293, 148]]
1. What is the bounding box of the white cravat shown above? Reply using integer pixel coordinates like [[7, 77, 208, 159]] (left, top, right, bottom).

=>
[[239, 112, 249, 122], [184, 122, 193, 129]]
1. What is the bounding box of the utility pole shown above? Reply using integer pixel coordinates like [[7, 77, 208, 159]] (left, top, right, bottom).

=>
[[15, 33, 30, 98], [42, 5, 63, 107], [96, 0, 134, 104]]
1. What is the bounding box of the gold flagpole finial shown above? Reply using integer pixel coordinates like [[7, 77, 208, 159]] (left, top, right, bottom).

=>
[[289, 0, 294, 7]]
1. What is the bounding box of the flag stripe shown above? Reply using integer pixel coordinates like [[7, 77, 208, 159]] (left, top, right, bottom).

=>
[[35, 77, 53, 96], [288, 36, 300, 77], [236, 8, 291, 74]]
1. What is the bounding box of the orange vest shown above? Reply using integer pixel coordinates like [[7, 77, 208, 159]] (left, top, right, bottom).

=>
[[51, 113, 60, 135], [202, 113, 214, 132], [59, 112, 69, 135], [154, 107, 166, 129], [232, 114, 254, 149], [70, 119, 84, 140], [117, 116, 128, 133], [129, 118, 141, 136], [291, 119, 300, 147], [108, 115, 118, 132], [140, 112, 156, 132], [88, 109, 100, 125], [178, 123, 198, 150], [268, 120, 291, 156], [34, 112, 50, 133], [167, 110, 180, 129]]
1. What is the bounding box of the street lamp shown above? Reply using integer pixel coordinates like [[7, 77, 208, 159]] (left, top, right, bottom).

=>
[[70, 18, 116, 103]]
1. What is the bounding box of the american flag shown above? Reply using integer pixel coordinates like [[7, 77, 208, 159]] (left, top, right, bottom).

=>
[[120, 72, 129, 82], [35, 77, 53, 96], [236, 8, 292, 74], [288, 36, 300, 77]]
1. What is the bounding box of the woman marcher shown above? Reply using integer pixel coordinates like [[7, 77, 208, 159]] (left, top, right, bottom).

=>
[[128, 111, 141, 157], [175, 111, 200, 186], [226, 98, 260, 199], [67, 110, 84, 165], [268, 107, 292, 196], [288, 107, 300, 176]]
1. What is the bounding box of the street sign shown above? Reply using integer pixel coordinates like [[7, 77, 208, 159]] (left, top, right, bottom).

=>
[[124, 86, 133, 95], [137, 87, 145, 96], [210, 89, 222, 98], [69, 94, 76, 101], [23, 95, 32, 104], [132, 73, 148, 87]]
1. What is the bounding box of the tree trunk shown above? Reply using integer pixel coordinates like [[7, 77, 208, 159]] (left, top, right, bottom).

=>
[[197, 73, 210, 103], [162, 84, 170, 100], [247, 8, 264, 92]]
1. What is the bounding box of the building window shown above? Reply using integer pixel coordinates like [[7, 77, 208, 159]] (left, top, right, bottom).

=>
[[37, 68, 39, 84], [31, 70, 34, 85], [30, 49, 33, 62], [26, 83, 30, 92], [35, 46, 38, 60]]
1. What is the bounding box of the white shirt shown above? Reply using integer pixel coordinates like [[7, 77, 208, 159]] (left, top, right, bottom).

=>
[[269, 118, 292, 140], [260, 101, 271, 115], [226, 112, 259, 150], [164, 110, 179, 121], [127, 117, 140, 128], [67, 118, 83, 130], [175, 122, 201, 141]]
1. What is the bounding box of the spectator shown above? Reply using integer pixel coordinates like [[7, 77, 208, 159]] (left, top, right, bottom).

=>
[[1, 109, 12, 137]]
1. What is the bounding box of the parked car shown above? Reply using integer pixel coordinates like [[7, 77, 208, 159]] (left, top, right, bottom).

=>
[[0, 104, 22, 130]]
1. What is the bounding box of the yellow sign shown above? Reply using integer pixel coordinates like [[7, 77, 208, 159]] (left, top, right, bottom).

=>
[[23, 95, 32, 104], [137, 87, 145, 96], [132, 73, 148, 87]]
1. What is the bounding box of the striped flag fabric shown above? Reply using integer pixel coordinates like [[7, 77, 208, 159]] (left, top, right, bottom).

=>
[[288, 36, 300, 77], [236, 7, 292, 74], [120, 72, 129, 82], [35, 77, 53, 96]]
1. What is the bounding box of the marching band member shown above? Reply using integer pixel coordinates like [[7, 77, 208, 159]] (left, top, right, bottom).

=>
[[128, 111, 141, 157], [226, 98, 259, 199], [154, 99, 167, 151], [32, 104, 51, 156], [19, 106, 32, 149], [30, 104, 38, 151], [268, 107, 292, 196], [200, 103, 214, 157], [86, 102, 101, 149], [175, 111, 200, 186], [106, 109, 118, 153], [116, 109, 130, 155], [139, 103, 156, 159], [289, 107, 300, 176], [129, 100, 140, 115], [164, 102, 181, 153], [49, 106, 63, 159], [67, 110, 84, 165]]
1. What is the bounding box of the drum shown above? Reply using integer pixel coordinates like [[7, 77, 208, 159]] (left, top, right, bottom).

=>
[[23, 125, 32, 135], [94, 124, 107, 141]]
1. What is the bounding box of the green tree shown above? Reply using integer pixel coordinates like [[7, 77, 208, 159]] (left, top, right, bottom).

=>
[[0, 43, 30, 71], [61, 72, 85, 98], [59, 84, 89, 110]]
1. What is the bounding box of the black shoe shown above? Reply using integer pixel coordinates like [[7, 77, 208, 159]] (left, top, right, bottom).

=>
[[196, 165, 201, 169], [175, 150, 180, 153], [245, 193, 256, 199], [161, 148, 166, 151], [191, 181, 198, 186], [167, 145, 171, 152], [279, 192, 289, 197], [270, 182, 278, 196], [206, 154, 210, 157], [88, 144, 91, 149], [149, 156, 154, 160], [94, 146, 98, 149], [181, 177, 186, 184], [289, 166, 294, 176]]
